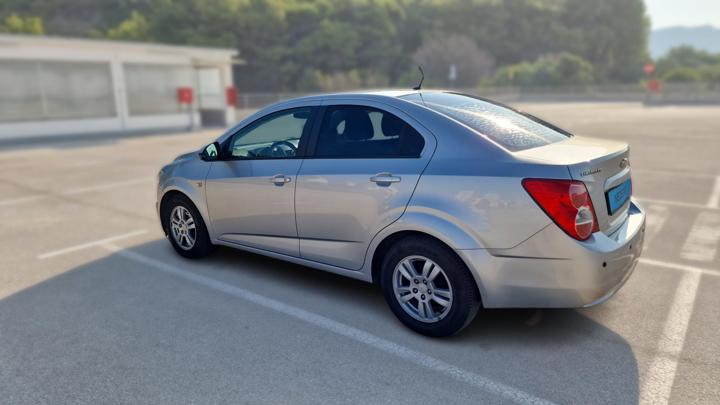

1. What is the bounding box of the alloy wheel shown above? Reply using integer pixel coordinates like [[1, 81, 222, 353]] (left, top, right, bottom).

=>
[[170, 205, 197, 250], [392, 255, 453, 323]]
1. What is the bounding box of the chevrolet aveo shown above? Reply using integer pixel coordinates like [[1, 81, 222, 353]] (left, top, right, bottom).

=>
[[157, 91, 645, 337]]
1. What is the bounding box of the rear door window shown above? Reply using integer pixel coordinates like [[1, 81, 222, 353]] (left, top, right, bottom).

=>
[[401, 92, 571, 151], [312, 105, 425, 158]]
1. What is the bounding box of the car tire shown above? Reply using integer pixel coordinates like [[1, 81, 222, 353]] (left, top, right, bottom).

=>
[[380, 235, 480, 337], [162, 194, 213, 259]]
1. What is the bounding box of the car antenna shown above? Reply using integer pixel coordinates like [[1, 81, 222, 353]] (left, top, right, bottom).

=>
[[413, 66, 424, 91]]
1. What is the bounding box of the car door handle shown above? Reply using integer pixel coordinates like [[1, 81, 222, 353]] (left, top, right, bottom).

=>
[[270, 174, 292, 186], [370, 173, 401, 185]]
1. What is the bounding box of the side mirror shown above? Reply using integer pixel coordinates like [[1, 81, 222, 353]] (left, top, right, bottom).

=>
[[200, 142, 221, 161]]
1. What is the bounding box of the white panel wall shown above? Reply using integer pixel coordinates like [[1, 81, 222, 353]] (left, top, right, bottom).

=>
[[0, 36, 236, 140]]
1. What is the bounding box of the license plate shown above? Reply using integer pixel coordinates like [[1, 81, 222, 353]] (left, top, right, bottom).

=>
[[605, 178, 632, 215]]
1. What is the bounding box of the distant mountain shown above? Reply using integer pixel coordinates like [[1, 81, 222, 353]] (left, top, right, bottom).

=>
[[650, 25, 720, 58]]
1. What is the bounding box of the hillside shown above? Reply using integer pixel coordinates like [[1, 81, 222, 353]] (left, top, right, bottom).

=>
[[650, 25, 720, 57]]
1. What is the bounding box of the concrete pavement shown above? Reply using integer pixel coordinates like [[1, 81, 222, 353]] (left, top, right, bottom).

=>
[[0, 103, 718, 404]]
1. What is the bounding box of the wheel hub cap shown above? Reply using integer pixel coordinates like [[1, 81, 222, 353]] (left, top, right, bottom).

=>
[[392, 256, 453, 323], [170, 206, 197, 250]]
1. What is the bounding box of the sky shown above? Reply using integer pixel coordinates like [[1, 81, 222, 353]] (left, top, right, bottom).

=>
[[645, 0, 720, 29]]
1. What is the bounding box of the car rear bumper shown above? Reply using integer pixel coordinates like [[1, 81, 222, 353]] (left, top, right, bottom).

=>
[[457, 199, 646, 308]]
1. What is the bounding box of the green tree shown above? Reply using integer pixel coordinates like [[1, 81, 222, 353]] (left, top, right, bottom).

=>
[[699, 65, 720, 87], [661, 67, 703, 83], [0, 0, 155, 36], [560, 0, 649, 82], [412, 35, 495, 87], [656, 46, 720, 74], [107, 10, 150, 40], [492, 52, 595, 86], [0, 0, 653, 89], [0, 13, 44, 34]]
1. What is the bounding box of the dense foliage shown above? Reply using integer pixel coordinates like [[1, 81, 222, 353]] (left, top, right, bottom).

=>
[[491, 52, 594, 86], [0, 0, 650, 91], [655, 46, 720, 85], [0, 13, 44, 34]]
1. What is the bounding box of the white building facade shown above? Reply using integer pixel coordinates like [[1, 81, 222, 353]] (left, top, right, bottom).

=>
[[0, 34, 238, 140]]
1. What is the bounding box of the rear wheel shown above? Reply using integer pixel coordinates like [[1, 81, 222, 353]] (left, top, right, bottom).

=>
[[380, 236, 481, 337], [162, 194, 213, 259]]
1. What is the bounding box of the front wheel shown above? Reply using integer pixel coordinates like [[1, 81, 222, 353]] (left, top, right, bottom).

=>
[[162, 194, 213, 259], [380, 236, 480, 337]]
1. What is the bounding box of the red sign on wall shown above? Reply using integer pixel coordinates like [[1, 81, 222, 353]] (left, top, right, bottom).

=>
[[226, 86, 237, 107], [647, 79, 662, 93], [177, 87, 193, 104], [643, 63, 656, 76]]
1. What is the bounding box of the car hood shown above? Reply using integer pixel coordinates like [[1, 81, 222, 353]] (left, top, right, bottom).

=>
[[173, 150, 200, 163]]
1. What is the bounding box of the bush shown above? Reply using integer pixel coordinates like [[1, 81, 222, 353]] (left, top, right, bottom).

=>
[[107, 11, 150, 41], [662, 67, 703, 83], [699, 65, 720, 85], [490, 52, 594, 86], [656, 46, 720, 75], [0, 13, 44, 35]]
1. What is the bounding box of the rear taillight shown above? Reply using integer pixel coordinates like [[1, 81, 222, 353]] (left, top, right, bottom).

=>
[[522, 179, 599, 241]]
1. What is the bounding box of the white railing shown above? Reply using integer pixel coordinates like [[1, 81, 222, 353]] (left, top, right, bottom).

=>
[[235, 84, 720, 109]]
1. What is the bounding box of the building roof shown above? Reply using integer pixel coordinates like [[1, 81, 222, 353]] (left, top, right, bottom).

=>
[[0, 34, 239, 63]]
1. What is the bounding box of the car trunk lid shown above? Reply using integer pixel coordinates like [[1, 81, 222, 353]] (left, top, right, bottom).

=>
[[515, 136, 631, 234]]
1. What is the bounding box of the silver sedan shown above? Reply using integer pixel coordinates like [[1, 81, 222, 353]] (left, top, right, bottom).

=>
[[157, 91, 646, 337]]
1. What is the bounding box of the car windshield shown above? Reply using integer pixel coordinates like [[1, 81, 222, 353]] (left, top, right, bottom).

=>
[[401, 92, 572, 152]]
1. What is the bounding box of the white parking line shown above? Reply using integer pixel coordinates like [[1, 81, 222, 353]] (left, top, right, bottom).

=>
[[103, 243, 556, 405], [0, 177, 153, 207], [64, 177, 153, 195], [637, 197, 719, 211], [639, 258, 720, 277], [0, 195, 46, 207], [643, 204, 669, 247], [37, 229, 148, 260], [632, 168, 718, 180], [707, 176, 720, 209], [639, 269, 701, 405], [680, 212, 720, 262]]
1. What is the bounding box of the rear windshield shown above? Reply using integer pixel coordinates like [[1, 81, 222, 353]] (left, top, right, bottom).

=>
[[401, 92, 571, 151]]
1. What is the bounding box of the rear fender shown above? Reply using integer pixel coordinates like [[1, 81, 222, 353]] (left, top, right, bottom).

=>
[[362, 211, 492, 299]]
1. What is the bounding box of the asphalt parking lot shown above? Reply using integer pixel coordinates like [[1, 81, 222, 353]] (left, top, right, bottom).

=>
[[0, 102, 718, 404]]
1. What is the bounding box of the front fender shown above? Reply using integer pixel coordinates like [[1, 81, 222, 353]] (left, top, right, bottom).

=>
[[158, 161, 213, 237]]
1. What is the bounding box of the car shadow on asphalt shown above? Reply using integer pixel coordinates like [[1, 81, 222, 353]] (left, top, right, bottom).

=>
[[0, 240, 639, 404]]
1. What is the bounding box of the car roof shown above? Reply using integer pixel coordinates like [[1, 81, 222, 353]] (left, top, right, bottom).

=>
[[283, 89, 439, 104], [220, 89, 514, 161]]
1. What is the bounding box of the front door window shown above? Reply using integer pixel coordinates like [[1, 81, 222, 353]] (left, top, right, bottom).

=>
[[228, 107, 312, 159]]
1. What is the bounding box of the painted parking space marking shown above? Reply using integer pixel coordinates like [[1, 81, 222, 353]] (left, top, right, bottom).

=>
[[63, 177, 153, 195], [638, 197, 719, 211], [37, 229, 148, 260], [680, 212, 720, 262], [639, 258, 720, 277], [103, 243, 556, 405], [643, 204, 669, 247], [0, 177, 153, 207], [639, 269, 701, 405], [707, 176, 720, 209], [632, 168, 718, 180], [0, 195, 46, 207]]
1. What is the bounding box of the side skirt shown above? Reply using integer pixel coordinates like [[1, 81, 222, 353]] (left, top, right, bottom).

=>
[[212, 239, 373, 283]]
